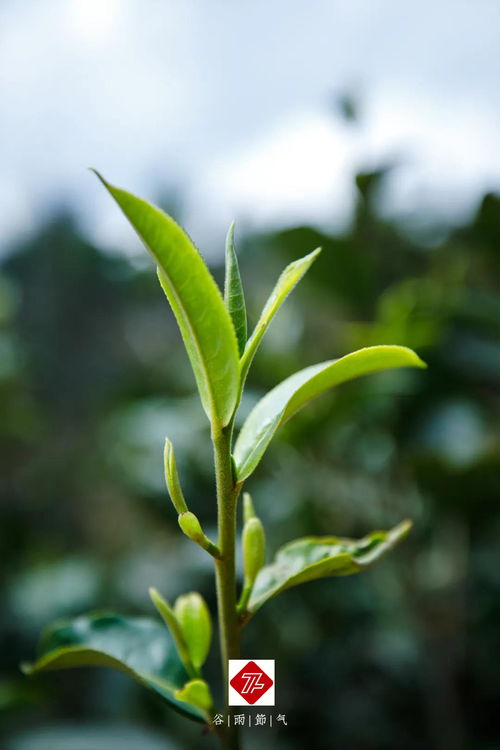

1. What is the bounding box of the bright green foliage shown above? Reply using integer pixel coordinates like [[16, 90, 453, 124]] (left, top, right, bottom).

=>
[[174, 593, 212, 670], [234, 345, 426, 481], [23, 614, 205, 721], [93, 172, 239, 429], [240, 247, 322, 382], [248, 520, 412, 614], [224, 221, 247, 356], [25, 178, 426, 744]]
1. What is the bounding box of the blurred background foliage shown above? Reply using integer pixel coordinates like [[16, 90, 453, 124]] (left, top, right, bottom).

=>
[[1, 166, 499, 750]]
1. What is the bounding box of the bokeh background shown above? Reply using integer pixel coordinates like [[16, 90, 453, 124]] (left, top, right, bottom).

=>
[[1, 2, 499, 749]]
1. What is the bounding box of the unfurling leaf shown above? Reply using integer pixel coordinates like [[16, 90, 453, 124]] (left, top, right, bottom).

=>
[[94, 172, 239, 429], [23, 613, 205, 721], [149, 588, 197, 679], [247, 520, 412, 616], [224, 221, 247, 356], [240, 247, 321, 383], [175, 678, 213, 713], [164, 439, 188, 514], [174, 593, 212, 670], [234, 345, 426, 481]]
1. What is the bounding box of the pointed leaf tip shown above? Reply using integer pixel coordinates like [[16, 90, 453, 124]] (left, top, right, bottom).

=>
[[247, 519, 412, 615], [95, 173, 239, 428], [224, 220, 247, 356], [164, 439, 189, 514], [240, 246, 322, 382]]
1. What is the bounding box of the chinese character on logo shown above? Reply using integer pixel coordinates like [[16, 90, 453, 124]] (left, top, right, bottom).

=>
[[228, 660, 275, 706]]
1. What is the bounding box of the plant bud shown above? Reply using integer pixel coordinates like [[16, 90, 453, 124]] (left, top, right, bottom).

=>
[[164, 438, 188, 514], [178, 511, 203, 541], [242, 517, 265, 586], [243, 492, 256, 524], [174, 592, 212, 669], [175, 678, 213, 712], [178, 512, 220, 557]]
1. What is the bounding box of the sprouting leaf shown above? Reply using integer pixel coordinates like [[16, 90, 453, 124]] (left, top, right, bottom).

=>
[[247, 520, 412, 615], [240, 247, 322, 382], [164, 439, 188, 514], [149, 588, 196, 679], [175, 679, 213, 713], [174, 593, 212, 670], [23, 614, 205, 722], [224, 221, 247, 356], [242, 517, 266, 588], [234, 345, 426, 481], [94, 172, 239, 429]]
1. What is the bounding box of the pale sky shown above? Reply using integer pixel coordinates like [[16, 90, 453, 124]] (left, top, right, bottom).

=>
[[1, 0, 499, 257]]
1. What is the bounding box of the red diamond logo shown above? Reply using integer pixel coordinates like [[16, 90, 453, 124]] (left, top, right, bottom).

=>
[[229, 660, 273, 705]]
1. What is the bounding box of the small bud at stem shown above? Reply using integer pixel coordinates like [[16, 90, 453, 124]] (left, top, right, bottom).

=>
[[238, 515, 266, 614], [243, 492, 256, 524], [178, 511, 221, 558], [242, 517, 265, 586]]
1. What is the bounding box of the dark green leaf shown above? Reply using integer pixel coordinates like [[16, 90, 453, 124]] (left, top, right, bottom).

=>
[[94, 172, 239, 429], [234, 345, 426, 481], [23, 613, 205, 722], [224, 221, 247, 356], [248, 520, 412, 614]]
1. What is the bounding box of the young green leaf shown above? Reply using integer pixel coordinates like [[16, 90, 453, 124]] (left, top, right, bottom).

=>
[[247, 520, 412, 616], [164, 439, 188, 514], [174, 593, 212, 670], [234, 345, 426, 481], [242, 517, 266, 588], [240, 247, 321, 382], [93, 172, 239, 429], [175, 678, 213, 714], [149, 587, 197, 679], [238, 516, 266, 614], [23, 614, 205, 722], [224, 221, 247, 356]]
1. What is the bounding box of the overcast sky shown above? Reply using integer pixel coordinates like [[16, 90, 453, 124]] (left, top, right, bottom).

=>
[[1, 0, 499, 257]]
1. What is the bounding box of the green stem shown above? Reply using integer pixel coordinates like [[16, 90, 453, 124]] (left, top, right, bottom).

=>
[[212, 424, 242, 750]]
